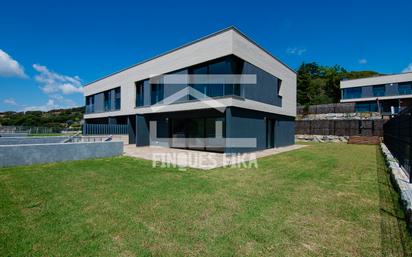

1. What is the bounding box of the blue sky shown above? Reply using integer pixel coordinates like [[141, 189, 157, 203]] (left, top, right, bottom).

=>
[[1, 0, 411, 111]]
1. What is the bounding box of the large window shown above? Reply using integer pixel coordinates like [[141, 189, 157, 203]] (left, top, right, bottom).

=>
[[189, 56, 242, 99], [399, 82, 412, 95], [85, 87, 120, 113], [136, 81, 145, 107], [134, 55, 282, 106], [343, 87, 362, 99], [373, 85, 385, 97]]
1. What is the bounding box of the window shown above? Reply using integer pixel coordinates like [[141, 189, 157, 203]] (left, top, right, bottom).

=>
[[355, 102, 380, 112], [85, 95, 94, 113], [190, 65, 208, 99], [343, 87, 362, 99], [399, 82, 412, 95], [151, 84, 164, 104], [136, 81, 145, 107], [372, 85, 385, 97], [104, 90, 112, 111], [114, 87, 121, 110]]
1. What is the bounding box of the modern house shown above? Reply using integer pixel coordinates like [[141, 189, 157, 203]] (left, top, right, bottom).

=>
[[340, 72, 412, 115], [83, 27, 296, 153]]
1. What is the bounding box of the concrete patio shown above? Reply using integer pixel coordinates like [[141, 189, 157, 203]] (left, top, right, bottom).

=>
[[123, 144, 307, 170]]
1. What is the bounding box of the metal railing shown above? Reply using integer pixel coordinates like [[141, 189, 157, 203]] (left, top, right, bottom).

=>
[[82, 123, 128, 135], [383, 106, 412, 182]]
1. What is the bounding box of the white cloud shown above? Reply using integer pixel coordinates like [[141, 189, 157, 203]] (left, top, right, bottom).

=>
[[0, 49, 27, 78], [286, 47, 307, 56], [3, 98, 17, 105], [23, 99, 60, 112], [22, 94, 80, 112], [32, 64, 83, 95], [358, 58, 367, 64], [402, 63, 412, 73]]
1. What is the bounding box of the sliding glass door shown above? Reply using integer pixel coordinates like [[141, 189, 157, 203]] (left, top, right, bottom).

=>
[[170, 117, 225, 152]]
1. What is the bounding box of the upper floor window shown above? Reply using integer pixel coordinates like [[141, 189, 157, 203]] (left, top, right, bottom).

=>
[[399, 82, 412, 95], [342, 87, 362, 99], [104, 90, 112, 111], [373, 85, 385, 97], [151, 84, 164, 104], [136, 81, 145, 107], [114, 87, 121, 110], [85, 95, 94, 113]]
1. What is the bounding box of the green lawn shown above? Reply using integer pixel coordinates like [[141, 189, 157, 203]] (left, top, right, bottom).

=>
[[1, 143, 411, 256]]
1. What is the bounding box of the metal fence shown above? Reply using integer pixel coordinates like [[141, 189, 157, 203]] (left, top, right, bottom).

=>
[[296, 119, 385, 136], [83, 123, 128, 135], [383, 106, 412, 182]]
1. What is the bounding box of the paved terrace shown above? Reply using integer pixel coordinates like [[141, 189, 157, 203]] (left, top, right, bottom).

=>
[[124, 144, 307, 170]]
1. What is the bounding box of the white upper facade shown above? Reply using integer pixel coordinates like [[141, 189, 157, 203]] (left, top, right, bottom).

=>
[[340, 72, 412, 89], [84, 27, 297, 118]]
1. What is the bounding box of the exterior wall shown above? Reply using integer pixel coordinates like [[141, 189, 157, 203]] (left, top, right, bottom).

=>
[[340, 72, 412, 89], [231, 31, 296, 116], [225, 107, 295, 153], [0, 141, 123, 168], [241, 62, 282, 106]]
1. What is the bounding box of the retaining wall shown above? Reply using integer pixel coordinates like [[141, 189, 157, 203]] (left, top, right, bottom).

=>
[[0, 141, 123, 167]]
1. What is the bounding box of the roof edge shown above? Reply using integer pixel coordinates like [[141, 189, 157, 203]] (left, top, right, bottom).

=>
[[341, 71, 412, 83], [83, 26, 295, 87]]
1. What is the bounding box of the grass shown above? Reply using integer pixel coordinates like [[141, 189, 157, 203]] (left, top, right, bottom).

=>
[[0, 143, 411, 256]]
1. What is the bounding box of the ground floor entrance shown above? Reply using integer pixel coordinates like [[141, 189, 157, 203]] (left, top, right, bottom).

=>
[[170, 117, 225, 152]]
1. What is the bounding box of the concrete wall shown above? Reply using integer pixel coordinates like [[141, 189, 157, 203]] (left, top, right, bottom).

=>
[[0, 141, 123, 168], [0, 136, 69, 145]]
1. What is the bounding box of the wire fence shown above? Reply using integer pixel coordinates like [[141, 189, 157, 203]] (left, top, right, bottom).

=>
[[383, 106, 412, 182]]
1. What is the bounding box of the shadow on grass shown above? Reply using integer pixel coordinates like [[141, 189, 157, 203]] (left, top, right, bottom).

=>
[[376, 146, 412, 256]]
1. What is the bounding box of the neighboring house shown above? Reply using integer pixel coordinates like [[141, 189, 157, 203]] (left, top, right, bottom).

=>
[[83, 27, 296, 153], [340, 72, 412, 115]]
